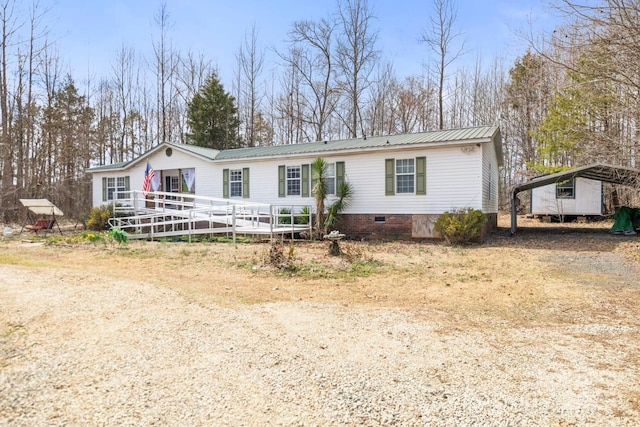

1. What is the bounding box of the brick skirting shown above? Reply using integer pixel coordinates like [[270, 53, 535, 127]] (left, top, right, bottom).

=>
[[335, 214, 413, 240], [334, 212, 498, 241]]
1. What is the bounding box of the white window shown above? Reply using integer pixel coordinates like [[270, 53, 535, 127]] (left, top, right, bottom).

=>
[[325, 163, 336, 195], [107, 177, 127, 200], [230, 169, 243, 198], [287, 166, 301, 196], [396, 159, 415, 193]]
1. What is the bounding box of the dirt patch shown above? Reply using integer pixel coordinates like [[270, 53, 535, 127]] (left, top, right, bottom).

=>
[[1, 216, 640, 425]]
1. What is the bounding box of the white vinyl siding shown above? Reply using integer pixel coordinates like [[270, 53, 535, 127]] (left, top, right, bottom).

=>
[[482, 141, 499, 213], [91, 139, 498, 217], [219, 145, 484, 214], [91, 148, 215, 207]]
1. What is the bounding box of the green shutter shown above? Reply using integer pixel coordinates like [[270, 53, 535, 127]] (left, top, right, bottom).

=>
[[416, 157, 426, 195], [242, 167, 250, 198], [278, 165, 285, 197], [223, 169, 229, 198], [385, 159, 395, 196], [336, 161, 345, 189], [301, 164, 310, 197], [102, 177, 107, 201], [124, 176, 130, 192]]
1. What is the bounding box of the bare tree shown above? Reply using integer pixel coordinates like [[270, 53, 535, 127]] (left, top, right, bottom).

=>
[[335, 0, 379, 138], [420, 0, 465, 130], [236, 24, 265, 146], [177, 50, 212, 143], [0, 0, 18, 221], [152, 2, 179, 144], [279, 17, 338, 142], [276, 61, 306, 145], [363, 62, 396, 136], [111, 45, 136, 161]]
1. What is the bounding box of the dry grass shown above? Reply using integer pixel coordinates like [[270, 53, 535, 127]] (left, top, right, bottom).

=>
[[2, 214, 639, 331]]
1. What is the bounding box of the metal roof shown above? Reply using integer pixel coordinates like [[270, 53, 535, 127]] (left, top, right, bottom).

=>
[[215, 125, 500, 160], [510, 163, 640, 234], [513, 163, 640, 194], [87, 125, 501, 172], [86, 161, 131, 172], [171, 143, 219, 160]]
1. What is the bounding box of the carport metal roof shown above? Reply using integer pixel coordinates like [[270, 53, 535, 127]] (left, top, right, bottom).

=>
[[510, 163, 640, 234]]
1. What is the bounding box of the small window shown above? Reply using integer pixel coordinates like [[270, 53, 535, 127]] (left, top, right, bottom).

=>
[[106, 177, 128, 200], [325, 163, 336, 195], [396, 159, 415, 193], [556, 179, 575, 199], [166, 176, 179, 193], [287, 166, 301, 196], [107, 177, 116, 200], [230, 169, 243, 198]]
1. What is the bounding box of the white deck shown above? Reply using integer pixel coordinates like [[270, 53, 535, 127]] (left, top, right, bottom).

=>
[[108, 191, 312, 241]]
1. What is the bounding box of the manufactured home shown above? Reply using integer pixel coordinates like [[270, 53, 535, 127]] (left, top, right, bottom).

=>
[[530, 177, 603, 218], [87, 125, 502, 240]]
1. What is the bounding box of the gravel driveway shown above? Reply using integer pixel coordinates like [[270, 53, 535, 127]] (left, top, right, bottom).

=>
[[1, 262, 639, 426]]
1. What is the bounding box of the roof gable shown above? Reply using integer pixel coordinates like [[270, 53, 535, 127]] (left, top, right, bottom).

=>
[[87, 142, 219, 173]]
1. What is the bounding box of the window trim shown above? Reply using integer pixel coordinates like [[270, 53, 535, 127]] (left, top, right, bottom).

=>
[[395, 158, 415, 194], [229, 169, 243, 198], [286, 165, 302, 196], [556, 178, 576, 199], [325, 162, 336, 195], [105, 176, 129, 201]]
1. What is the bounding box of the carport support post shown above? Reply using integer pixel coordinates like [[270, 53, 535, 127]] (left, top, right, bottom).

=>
[[510, 189, 518, 235]]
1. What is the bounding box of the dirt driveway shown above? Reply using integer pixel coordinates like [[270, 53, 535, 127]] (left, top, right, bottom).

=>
[[1, 221, 640, 426]]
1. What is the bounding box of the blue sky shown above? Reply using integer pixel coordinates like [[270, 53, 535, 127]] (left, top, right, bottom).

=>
[[50, 0, 559, 86]]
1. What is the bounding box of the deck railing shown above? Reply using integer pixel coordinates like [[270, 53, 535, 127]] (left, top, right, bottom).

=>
[[108, 190, 312, 242]]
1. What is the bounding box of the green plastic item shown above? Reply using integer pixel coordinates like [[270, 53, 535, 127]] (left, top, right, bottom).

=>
[[610, 206, 640, 234]]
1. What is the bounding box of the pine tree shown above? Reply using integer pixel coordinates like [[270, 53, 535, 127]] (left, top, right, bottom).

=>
[[186, 73, 242, 149]]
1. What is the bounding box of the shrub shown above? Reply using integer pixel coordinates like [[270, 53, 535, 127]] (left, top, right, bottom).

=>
[[297, 206, 311, 225], [108, 228, 129, 246], [86, 205, 114, 231], [278, 208, 292, 224], [278, 207, 311, 225], [80, 231, 106, 245], [434, 208, 486, 245]]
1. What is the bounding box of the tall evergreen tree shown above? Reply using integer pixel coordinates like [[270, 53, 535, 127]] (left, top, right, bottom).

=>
[[186, 73, 241, 149]]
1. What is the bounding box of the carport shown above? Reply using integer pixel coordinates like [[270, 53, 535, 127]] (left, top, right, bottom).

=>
[[510, 163, 640, 234]]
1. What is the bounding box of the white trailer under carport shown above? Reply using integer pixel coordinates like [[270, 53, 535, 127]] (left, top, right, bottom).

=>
[[510, 163, 640, 234], [530, 177, 603, 217]]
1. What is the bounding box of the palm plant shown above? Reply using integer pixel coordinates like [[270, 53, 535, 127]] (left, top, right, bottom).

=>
[[311, 158, 328, 235], [325, 181, 353, 232], [312, 157, 353, 237]]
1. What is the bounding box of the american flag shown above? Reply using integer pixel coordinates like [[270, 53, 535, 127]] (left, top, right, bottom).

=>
[[142, 162, 155, 196]]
